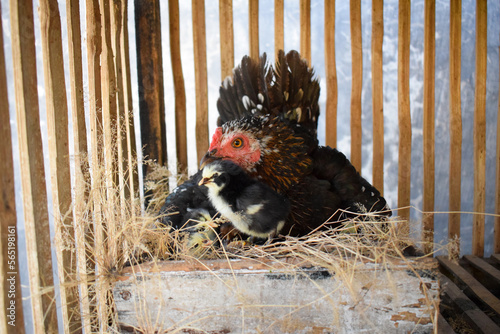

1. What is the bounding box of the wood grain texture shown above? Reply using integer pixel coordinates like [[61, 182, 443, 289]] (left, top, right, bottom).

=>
[[371, 0, 384, 194], [350, 0, 362, 172], [397, 0, 411, 220], [422, 0, 435, 254], [219, 0, 234, 79], [448, 0, 462, 244], [0, 3, 25, 333], [192, 0, 209, 164], [324, 0, 337, 148], [9, 0, 58, 331], [274, 0, 284, 58], [169, 0, 188, 174], [249, 0, 259, 60], [472, 0, 487, 257], [496, 21, 500, 254], [300, 0, 311, 64]]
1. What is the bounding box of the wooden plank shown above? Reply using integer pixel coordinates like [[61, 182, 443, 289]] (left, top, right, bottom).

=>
[[134, 0, 167, 178], [192, 0, 210, 165], [249, 0, 259, 60], [38, 0, 81, 332], [219, 0, 234, 79], [350, 0, 362, 173], [440, 274, 500, 334], [371, 0, 384, 194], [492, 254, 500, 265], [438, 256, 500, 317], [472, 0, 487, 257], [422, 0, 435, 254], [300, 0, 311, 65], [9, 0, 59, 332], [496, 22, 500, 254], [464, 255, 500, 287], [397, 0, 411, 220], [274, 0, 284, 58], [66, 0, 92, 332], [0, 3, 25, 332], [169, 0, 188, 175], [448, 0, 462, 244], [437, 313, 456, 334], [324, 0, 337, 148]]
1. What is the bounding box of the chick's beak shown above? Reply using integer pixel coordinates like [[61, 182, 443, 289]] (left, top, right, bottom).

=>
[[198, 177, 211, 186], [200, 149, 221, 169]]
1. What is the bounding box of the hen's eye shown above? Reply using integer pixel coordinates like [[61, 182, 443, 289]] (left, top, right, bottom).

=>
[[232, 138, 244, 148]]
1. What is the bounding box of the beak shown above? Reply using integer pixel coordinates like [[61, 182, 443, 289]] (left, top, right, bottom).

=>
[[200, 149, 221, 169], [198, 177, 212, 186]]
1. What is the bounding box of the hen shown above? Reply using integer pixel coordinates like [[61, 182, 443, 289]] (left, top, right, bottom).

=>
[[159, 50, 391, 239]]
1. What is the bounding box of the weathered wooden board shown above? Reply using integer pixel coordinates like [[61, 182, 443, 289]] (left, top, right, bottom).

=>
[[114, 258, 438, 333]]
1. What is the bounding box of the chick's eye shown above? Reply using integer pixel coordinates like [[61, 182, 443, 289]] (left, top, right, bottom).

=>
[[231, 138, 244, 148]]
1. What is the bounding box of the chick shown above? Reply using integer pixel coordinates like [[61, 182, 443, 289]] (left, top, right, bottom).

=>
[[198, 160, 291, 242]]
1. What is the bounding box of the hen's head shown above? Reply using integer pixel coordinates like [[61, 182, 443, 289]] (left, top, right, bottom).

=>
[[201, 116, 313, 193]]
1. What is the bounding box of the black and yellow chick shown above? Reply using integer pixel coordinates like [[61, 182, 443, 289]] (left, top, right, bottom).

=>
[[198, 160, 291, 242]]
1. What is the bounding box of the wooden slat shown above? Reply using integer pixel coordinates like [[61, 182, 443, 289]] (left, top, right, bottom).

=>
[[464, 255, 500, 286], [219, 0, 234, 79], [38, 0, 81, 332], [472, 0, 487, 257], [437, 313, 455, 334], [192, 0, 209, 165], [0, 3, 25, 333], [397, 0, 411, 220], [135, 0, 167, 179], [350, 0, 362, 173], [492, 254, 500, 265], [324, 0, 337, 148], [371, 0, 384, 194], [438, 256, 500, 317], [249, 0, 259, 60], [300, 0, 311, 64], [496, 25, 500, 253], [274, 0, 284, 58], [440, 274, 500, 334], [9, 0, 59, 332], [422, 0, 435, 254], [448, 0, 462, 244], [66, 0, 92, 332], [169, 0, 188, 175]]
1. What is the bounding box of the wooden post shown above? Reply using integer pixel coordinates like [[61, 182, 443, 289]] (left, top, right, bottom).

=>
[[9, 0, 59, 332], [448, 0, 461, 245], [397, 0, 411, 221], [249, 0, 259, 60], [371, 0, 384, 194], [0, 3, 25, 333], [38, 0, 81, 332], [274, 0, 284, 58], [66, 0, 92, 332], [169, 0, 188, 175], [300, 0, 311, 64], [495, 20, 500, 254], [472, 0, 487, 257], [219, 0, 234, 80], [135, 0, 167, 178], [193, 0, 210, 165], [350, 0, 362, 172], [422, 0, 435, 254], [324, 0, 337, 148]]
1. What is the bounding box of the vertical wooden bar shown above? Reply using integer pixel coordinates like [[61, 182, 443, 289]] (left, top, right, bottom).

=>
[[193, 0, 209, 164], [472, 0, 487, 257], [9, 0, 59, 332], [38, 0, 82, 332], [274, 0, 284, 58], [0, 3, 25, 333], [397, 0, 411, 220], [448, 0, 461, 244], [169, 0, 188, 175], [422, 0, 435, 253], [135, 0, 167, 178], [219, 0, 234, 79], [249, 0, 259, 60], [350, 0, 362, 172], [496, 24, 500, 254], [324, 0, 337, 148], [300, 0, 311, 64], [371, 0, 384, 193], [66, 0, 92, 332]]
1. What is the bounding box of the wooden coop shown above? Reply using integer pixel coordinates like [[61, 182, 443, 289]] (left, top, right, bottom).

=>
[[0, 0, 499, 333]]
